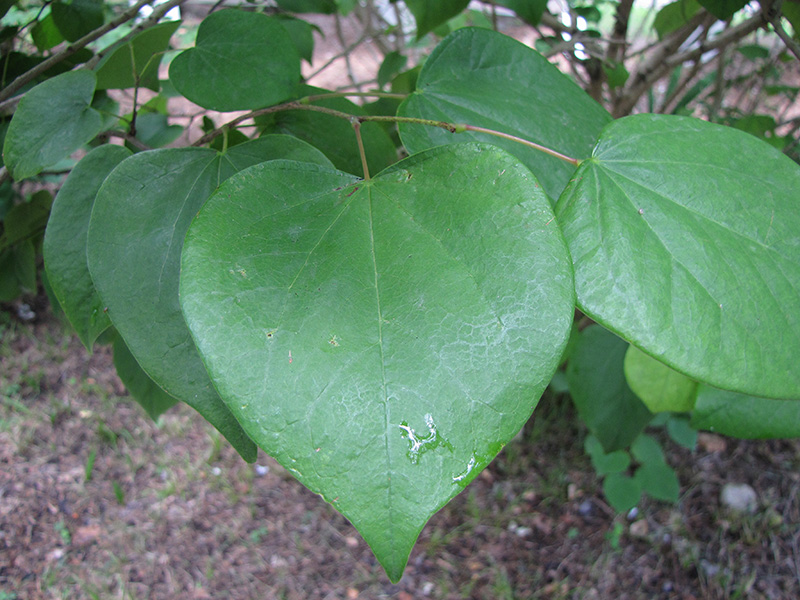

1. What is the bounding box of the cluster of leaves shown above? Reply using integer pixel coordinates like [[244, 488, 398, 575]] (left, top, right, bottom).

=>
[[2, 0, 800, 583]]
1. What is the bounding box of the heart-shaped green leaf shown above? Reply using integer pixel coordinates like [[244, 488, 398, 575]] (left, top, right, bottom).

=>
[[169, 10, 300, 111], [3, 70, 102, 180], [87, 136, 333, 462], [180, 144, 575, 581], [398, 28, 611, 199], [557, 115, 800, 400], [691, 385, 800, 439], [44, 144, 132, 350]]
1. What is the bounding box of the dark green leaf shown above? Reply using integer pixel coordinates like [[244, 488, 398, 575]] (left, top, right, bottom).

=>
[[1, 190, 52, 248], [631, 434, 665, 465], [87, 136, 333, 462], [496, 0, 549, 26], [44, 145, 131, 350], [666, 415, 697, 450], [556, 115, 800, 401], [653, 0, 702, 40], [737, 44, 771, 60], [404, 0, 470, 38], [635, 461, 679, 502], [0, 249, 20, 301], [113, 334, 178, 420], [130, 113, 183, 148], [52, 0, 104, 42], [257, 87, 397, 176], [180, 144, 575, 582], [377, 51, 408, 88], [566, 325, 653, 453], [3, 71, 102, 180], [585, 435, 631, 475], [573, 5, 602, 22], [691, 385, 800, 439], [603, 473, 641, 512], [697, 0, 748, 20], [603, 62, 629, 89], [623, 346, 697, 413], [276, 0, 337, 12], [31, 14, 64, 51], [277, 16, 315, 64], [95, 20, 181, 92], [398, 28, 611, 199], [13, 238, 36, 292], [169, 10, 300, 111]]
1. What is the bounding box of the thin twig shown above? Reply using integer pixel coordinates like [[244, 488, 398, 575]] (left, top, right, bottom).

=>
[[352, 120, 370, 179]]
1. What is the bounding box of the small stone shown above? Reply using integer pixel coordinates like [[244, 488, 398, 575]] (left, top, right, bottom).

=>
[[721, 483, 757, 513], [346, 588, 359, 599], [698, 433, 727, 453], [629, 519, 649, 537], [578, 500, 593, 516], [344, 536, 359, 548], [254, 464, 270, 476]]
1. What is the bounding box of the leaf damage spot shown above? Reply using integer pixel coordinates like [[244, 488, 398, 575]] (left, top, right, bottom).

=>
[[398, 414, 453, 464], [328, 335, 340, 347]]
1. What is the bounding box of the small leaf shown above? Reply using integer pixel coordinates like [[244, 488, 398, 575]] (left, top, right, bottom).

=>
[[130, 113, 183, 148], [95, 20, 181, 92], [276, 0, 337, 12], [623, 345, 697, 413], [4, 71, 102, 180], [377, 51, 408, 88], [31, 14, 64, 51], [691, 385, 800, 439], [666, 415, 697, 450], [169, 10, 300, 111], [13, 238, 36, 292], [404, 0, 470, 38], [495, 0, 548, 26], [566, 325, 653, 453], [1, 190, 52, 248], [277, 16, 315, 64], [180, 144, 575, 582], [51, 0, 104, 42], [113, 334, 178, 420], [696, 0, 748, 20], [631, 434, 665, 465], [635, 461, 680, 502], [44, 145, 131, 349], [653, 0, 702, 39], [603, 473, 641, 512], [585, 435, 631, 475], [603, 62, 629, 89], [398, 28, 610, 199], [557, 114, 800, 401]]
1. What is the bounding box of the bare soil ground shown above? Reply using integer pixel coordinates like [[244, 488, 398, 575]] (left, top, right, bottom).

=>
[[1, 306, 799, 600]]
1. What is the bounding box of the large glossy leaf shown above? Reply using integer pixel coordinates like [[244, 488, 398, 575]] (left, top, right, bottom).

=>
[[169, 10, 300, 111], [696, 0, 748, 20], [180, 144, 575, 582], [257, 87, 398, 176], [3, 71, 102, 180], [566, 325, 653, 452], [87, 137, 332, 462], [95, 20, 180, 91], [44, 145, 132, 350], [404, 0, 470, 37], [691, 385, 800, 439], [556, 115, 800, 401], [398, 28, 610, 199], [623, 345, 697, 413]]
